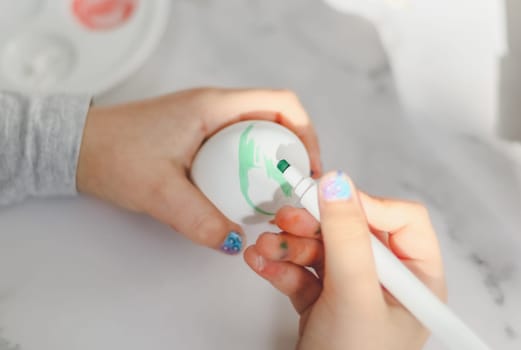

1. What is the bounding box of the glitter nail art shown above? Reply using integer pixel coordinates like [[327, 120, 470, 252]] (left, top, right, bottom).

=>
[[221, 231, 243, 255], [321, 171, 352, 201]]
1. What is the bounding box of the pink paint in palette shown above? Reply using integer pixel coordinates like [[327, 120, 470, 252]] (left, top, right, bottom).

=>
[[0, 0, 170, 96], [72, 0, 136, 30]]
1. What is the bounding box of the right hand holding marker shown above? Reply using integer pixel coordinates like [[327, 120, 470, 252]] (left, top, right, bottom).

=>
[[244, 171, 447, 350]]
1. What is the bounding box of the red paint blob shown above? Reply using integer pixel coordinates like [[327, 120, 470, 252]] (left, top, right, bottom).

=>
[[72, 0, 137, 30]]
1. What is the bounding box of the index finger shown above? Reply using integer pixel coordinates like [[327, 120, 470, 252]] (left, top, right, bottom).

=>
[[359, 192, 443, 274], [274, 206, 321, 238]]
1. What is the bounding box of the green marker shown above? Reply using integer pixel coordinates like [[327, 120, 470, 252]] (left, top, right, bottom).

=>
[[277, 159, 290, 173]]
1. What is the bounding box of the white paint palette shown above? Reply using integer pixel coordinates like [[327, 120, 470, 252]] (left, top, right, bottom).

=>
[[0, 0, 170, 95]]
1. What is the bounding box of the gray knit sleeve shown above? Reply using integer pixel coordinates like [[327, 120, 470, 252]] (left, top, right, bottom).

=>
[[0, 91, 91, 206]]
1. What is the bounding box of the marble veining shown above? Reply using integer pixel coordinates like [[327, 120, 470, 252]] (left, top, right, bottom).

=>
[[0, 0, 520, 349], [0, 333, 18, 350]]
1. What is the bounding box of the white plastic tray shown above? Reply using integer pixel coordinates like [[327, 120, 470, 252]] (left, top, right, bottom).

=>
[[0, 0, 170, 96]]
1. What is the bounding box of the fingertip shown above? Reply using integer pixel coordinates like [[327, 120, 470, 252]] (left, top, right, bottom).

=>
[[274, 206, 301, 230], [309, 154, 323, 179], [274, 205, 293, 218], [245, 234, 323, 314], [244, 246, 265, 272], [152, 176, 249, 255], [219, 229, 246, 256], [255, 232, 289, 261], [255, 231, 273, 244], [275, 206, 320, 237], [243, 245, 255, 264], [319, 171, 354, 203]]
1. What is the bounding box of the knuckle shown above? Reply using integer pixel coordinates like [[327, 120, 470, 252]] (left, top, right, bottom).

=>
[[347, 216, 370, 234], [408, 201, 430, 220], [292, 240, 308, 261], [338, 213, 369, 237], [311, 241, 324, 263], [375, 197, 398, 211], [293, 274, 307, 291], [176, 87, 209, 101], [184, 87, 222, 104], [269, 88, 298, 100], [280, 89, 299, 101], [324, 212, 368, 239], [190, 213, 229, 246], [143, 179, 169, 212], [299, 240, 320, 265], [374, 196, 431, 222]]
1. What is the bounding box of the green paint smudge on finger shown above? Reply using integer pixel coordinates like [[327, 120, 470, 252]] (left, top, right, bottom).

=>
[[238, 124, 292, 215], [280, 241, 288, 250]]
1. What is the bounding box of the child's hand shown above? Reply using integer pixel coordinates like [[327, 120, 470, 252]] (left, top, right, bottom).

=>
[[76, 87, 321, 254], [244, 172, 446, 349]]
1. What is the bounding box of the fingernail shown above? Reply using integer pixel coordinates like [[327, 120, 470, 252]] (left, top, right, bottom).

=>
[[321, 171, 352, 201], [220, 231, 243, 255], [256, 254, 265, 271]]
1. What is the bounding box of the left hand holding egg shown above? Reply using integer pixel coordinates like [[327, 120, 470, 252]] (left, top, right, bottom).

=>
[[76, 87, 322, 254]]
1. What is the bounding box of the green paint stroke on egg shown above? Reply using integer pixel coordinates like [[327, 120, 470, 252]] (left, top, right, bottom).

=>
[[239, 124, 292, 216]]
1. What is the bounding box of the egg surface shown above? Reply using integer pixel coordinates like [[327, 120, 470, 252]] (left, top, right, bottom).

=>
[[191, 121, 310, 224]]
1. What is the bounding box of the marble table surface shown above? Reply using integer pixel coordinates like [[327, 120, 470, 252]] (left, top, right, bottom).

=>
[[1, 0, 520, 349]]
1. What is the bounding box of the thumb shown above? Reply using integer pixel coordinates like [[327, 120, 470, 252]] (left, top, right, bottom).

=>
[[319, 171, 382, 304], [146, 174, 246, 255]]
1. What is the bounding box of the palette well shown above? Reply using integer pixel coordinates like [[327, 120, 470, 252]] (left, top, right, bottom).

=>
[[0, 0, 170, 95]]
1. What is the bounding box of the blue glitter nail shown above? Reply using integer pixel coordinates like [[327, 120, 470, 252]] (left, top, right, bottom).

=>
[[221, 231, 243, 255]]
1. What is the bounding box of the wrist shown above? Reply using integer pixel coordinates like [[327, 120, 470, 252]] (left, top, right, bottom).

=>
[[76, 106, 103, 197]]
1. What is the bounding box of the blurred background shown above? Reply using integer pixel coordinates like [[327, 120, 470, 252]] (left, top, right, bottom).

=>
[[0, 1, 520, 349]]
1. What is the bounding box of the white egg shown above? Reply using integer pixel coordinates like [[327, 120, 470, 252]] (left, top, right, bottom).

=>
[[191, 120, 310, 225]]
